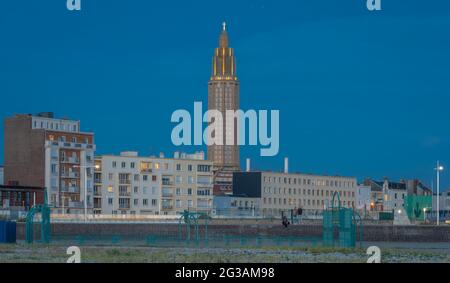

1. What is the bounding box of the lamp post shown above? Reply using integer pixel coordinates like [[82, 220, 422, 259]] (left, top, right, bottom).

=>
[[423, 207, 427, 222], [74, 164, 100, 222], [435, 161, 444, 226]]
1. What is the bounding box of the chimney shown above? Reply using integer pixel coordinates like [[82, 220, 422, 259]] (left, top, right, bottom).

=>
[[284, 157, 289, 174], [246, 158, 251, 172]]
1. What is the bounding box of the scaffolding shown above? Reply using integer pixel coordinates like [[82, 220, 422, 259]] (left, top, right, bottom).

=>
[[177, 210, 209, 243], [404, 195, 432, 221], [322, 192, 362, 248], [26, 188, 51, 244]]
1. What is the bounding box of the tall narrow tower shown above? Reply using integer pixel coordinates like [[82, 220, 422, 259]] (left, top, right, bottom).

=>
[[207, 22, 240, 172]]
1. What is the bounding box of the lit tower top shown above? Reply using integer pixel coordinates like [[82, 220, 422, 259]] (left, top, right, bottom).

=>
[[211, 22, 237, 81]]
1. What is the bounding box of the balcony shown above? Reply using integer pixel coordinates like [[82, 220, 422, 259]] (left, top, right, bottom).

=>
[[162, 180, 174, 186], [94, 190, 102, 196], [46, 140, 96, 151], [68, 201, 84, 208], [60, 157, 80, 164], [119, 179, 131, 185], [119, 191, 131, 197], [162, 192, 173, 198], [162, 205, 173, 210], [61, 186, 80, 194], [61, 172, 80, 179]]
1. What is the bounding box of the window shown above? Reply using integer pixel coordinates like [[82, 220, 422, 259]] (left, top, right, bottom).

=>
[[108, 173, 114, 181], [107, 186, 113, 193], [112, 161, 117, 168], [121, 162, 126, 168], [197, 165, 211, 172], [143, 199, 148, 206], [72, 137, 77, 143], [152, 175, 157, 182], [131, 162, 135, 169], [176, 164, 181, 171], [176, 188, 181, 196], [134, 187, 138, 194], [151, 199, 157, 206], [134, 199, 138, 206], [188, 200, 193, 208], [187, 188, 192, 196], [143, 175, 148, 181], [108, 198, 113, 205], [188, 165, 193, 171]]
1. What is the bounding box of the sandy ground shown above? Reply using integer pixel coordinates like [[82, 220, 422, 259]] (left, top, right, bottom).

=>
[[1, 241, 449, 263]]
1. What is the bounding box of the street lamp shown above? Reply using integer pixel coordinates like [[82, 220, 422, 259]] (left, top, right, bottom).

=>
[[435, 161, 444, 226], [423, 207, 427, 222], [74, 164, 100, 222]]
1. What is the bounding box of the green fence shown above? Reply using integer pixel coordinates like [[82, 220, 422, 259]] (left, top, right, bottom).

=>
[[378, 212, 394, 221]]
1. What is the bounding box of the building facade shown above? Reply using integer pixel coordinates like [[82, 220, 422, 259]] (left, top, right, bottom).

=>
[[233, 171, 357, 217], [213, 195, 261, 217], [363, 178, 431, 212], [4, 113, 96, 214], [94, 152, 214, 216], [356, 185, 371, 212], [0, 185, 45, 211], [207, 23, 240, 174]]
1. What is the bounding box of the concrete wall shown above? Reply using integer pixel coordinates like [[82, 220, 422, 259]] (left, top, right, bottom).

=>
[[16, 222, 450, 242]]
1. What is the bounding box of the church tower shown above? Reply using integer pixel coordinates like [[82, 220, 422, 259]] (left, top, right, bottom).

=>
[[207, 22, 240, 173]]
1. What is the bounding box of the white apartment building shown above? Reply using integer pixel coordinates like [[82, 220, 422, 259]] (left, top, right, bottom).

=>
[[4, 113, 96, 214], [94, 151, 214, 216], [233, 170, 358, 217]]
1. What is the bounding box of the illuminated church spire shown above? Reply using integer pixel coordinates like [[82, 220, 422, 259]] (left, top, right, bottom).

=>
[[211, 22, 237, 81], [208, 22, 240, 172], [219, 22, 229, 47]]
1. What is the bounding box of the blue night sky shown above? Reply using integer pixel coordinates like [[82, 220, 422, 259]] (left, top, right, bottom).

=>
[[0, 0, 449, 190]]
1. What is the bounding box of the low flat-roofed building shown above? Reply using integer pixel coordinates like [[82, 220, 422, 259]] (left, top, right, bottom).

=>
[[233, 171, 357, 217], [0, 185, 45, 210], [213, 194, 261, 217]]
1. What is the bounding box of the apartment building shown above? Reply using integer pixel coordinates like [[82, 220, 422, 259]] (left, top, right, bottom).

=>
[[4, 113, 96, 214], [94, 151, 214, 216], [363, 178, 432, 212], [233, 170, 357, 217]]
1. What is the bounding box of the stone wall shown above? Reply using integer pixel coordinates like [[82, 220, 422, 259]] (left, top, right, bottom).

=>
[[16, 222, 450, 242]]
